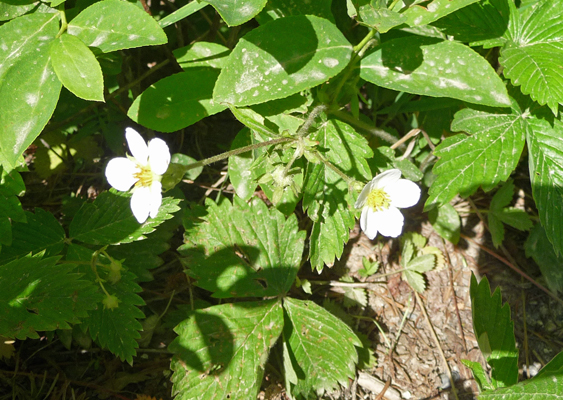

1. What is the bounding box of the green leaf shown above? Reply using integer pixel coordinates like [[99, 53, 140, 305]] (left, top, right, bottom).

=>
[[0, 1, 37, 22], [283, 298, 361, 397], [0, 13, 61, 171], [500, 0, 563, 114], [49, 34, 104, 101], [526, 115, 563, 256], [479, 352, 563, 399], [228, 128, 259, 201], [400, 0, 481, 26], [173, 42, 230, 70], [66, 244, 144, 364], [470, 274, 518, 388], [432, 0, 511, 48], [461, 359, 493, 391], [0, 254, 98, 340], [303, 119, 373, 271], [525, 224, 563, 294], [340, 277, 367, 308], [0, 208, 66, 265], [428, 203, 460, 244], [403, 270, 426, 292], [257, 0, 335, 24], [179, 197, 305, 298], [497, 208, 532, 231], [169, 300, 283, 400], [352, 0, 407, 33], [360, 37, 510, 108], [69, 190, 181, 245], [425, 103, 527, 209], [0, 168, 26, 246], [359, 257, 379, 277], [67, 0, 167, 53], [490, 179, 515, 211], [406, 254, 436, 273], [128, 67, 227, 132], [203, 0, 267, 26], [488, 212, 505, 248], [214, 15, 352, 106]]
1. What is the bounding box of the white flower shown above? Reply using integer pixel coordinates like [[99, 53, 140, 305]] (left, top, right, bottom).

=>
[[105, 128, 170, 224], [354, 169, 421, 240]]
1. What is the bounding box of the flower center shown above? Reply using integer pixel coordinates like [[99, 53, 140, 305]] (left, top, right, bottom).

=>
[[366, 188, 391, 212], [134, 164, 154, 188]]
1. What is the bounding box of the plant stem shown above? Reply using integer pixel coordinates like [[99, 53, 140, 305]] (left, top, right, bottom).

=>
[[182, 137, 293, 172], [55, 5, 68, 38], [314, 151, 356, 185], [296, 104, 327, 137], [330, 109, 399, 145]]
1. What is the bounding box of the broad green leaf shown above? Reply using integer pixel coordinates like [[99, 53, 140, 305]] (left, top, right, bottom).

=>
[[173, 42, 230, 70], [283, 298, 361, 397], [360, 37, 510, 108], [352, 0, 406, 33], [303, 119, 373, 271], [66, 244, 145, 364], [479, 352, 563, 399], [0, 254, 98, 340], [159, 0, 208, 28], [178, 197, 305, 298], [526, 113, 563, 256], [400, 0, 480, 26], [525, 224, 563, 294], [169, 300, 283, 400], [425, 103, 527, 209], [204, 0, 267, 26], [257, 0, 335, 24], [429, 203, 460, 244], [49, 34, 104, 101], [228, 128, 259, 201], [214, 15, 352, 106], [500, 0, 563, 114], [0, 208, 66, 264], [67, 0, 167, 53], [0, 1, 37, 22], [69, 190, 181, 245], [128, 67, 227, 132], [470, 274, 518, 388], [0, 13, 61, 171], [432, 0, 512, 48], [0, 168, 26, 246]]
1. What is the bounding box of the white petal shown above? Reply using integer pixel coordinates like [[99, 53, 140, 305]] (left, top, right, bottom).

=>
[[374, 169, 401, 189], [105, 158, 139, 191], [375, 207, 404, 238], [362, 207, 380, 240], [130, 186, 151, 223], [387, 179, 421, 209], [355, 183, 372, 209], [125, 128, 149, 166], [360, 207, 369, 232], [148, 181, 163, 218], [148, 138, 171, 175]]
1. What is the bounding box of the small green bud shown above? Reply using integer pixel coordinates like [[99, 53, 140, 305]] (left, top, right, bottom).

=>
[[102, 294, 120, 310]]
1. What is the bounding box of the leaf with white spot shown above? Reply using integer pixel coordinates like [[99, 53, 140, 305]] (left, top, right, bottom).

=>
[[283, 298, 361, 397], [0, 13, 61, 171], [0, 1, 38, 22], [400, 0, 480, 27], [169, 299, 284, 400], [203, 0, 267, 26], [67, 0, 167, 53], [214, 15, 352, 106], [425, 99, 528, 210], [526, 113, 563, 256], [351, 0, 407, 33], [257, 0, 334, 23], [360, 36, 510, 108], [50, 34, 104, 101], [500, 0, 563, 115], [128, 68, 227, 132], [173, 42, 230, 70]]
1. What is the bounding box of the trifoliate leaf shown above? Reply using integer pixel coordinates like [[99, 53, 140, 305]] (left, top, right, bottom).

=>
[[359, 257, 379, 278], [303, 119, 373, 271], [69, 190, 181, 245], [525, 224, 563, 294], [0, 208, 66, 264], [66, 244, 145, 364], [406, 254, 436, 273], [429, 203, 461, 244], [0, 253, 99, 340], [340, 276, 367, 308], [179, 197, 305, 298], [497, 208, 532, 231], [470, 274, 518, 388], [283, 298, 361, 397], [403, 270, 426, 293], [425, 100, 528, 210], [421, 246, 445, 270], [169, 299, 284, 400]]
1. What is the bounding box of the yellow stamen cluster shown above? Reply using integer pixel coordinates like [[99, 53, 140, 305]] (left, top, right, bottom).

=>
[[366, 188, 390, 212], [134, 164, 154, 188]]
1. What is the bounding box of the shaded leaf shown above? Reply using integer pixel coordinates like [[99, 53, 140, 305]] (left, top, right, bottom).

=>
[[228, 128, 258, 201], [173, 42, 230, 70], [525, 224, 563, 294], [204, 0, 267, 26], [214, 15, 352, 106], [257, 0, 334, 24], [169, 300, 283, 400], [128, 68, 227, 132], [67, 0, 167, 53], [352, 0, 406, 33], [360, 37, 510, 108], [429, 203, 460, 244], [401, 0, 480, 27]]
